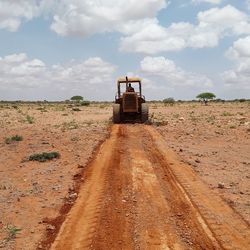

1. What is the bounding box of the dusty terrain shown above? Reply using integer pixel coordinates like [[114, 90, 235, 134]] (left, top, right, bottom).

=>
[[50, 124, 249, 250], [151, 102, 250, 224], [0, 103, 110, 250], [0, 102, 249, 249]]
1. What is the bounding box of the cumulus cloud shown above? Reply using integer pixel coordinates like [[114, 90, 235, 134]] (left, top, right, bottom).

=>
[[1, 1, 249, 58], [222, 61, 250, 89], [51, 57, 116, 87], [0, 0, 40, 31], [226, 36, 250, 59], [49, 0, 168, 37], [192, 0, 222, 4], [0, 53, 46, 88], [246, 0, 250, 10], [222, 36, 250, 89], [0, 53, 116, 99], [0, 0, 168, 33], [120, 5, 250, 54], [140, 56, 213, 88]]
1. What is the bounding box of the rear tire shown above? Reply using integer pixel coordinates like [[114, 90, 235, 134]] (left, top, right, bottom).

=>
[[113, 104, 121, 124], [141, 103, 149, 123]]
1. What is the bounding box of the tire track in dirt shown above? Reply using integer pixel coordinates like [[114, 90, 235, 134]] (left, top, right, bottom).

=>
[[91, 125, 136, 249], [128, 125, 219, 249], [145, 125, 250, 250], [50, 126, 121, 250], [49, 124, 250, 250]]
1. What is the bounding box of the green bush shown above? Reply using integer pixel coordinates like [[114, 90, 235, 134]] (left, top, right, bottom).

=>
[[5, 135, 23, 144], [29, 152, 60, 162], [221, 112, 233, 116], [163, 98, 175, 106], [26, 115, 34, 124], [72, 107, 81, 111], [80, 101, 90, 106]]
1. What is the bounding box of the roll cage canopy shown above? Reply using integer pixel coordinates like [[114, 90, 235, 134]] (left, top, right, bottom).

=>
[[117, 76, 142, 98]]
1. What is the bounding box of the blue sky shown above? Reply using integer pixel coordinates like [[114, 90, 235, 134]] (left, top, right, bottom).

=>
[[0, 0, 250, 101]]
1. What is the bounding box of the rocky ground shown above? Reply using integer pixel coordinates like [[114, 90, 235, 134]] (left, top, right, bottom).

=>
[[0, 103, 111, 250], [152, 102, 250, 223], [0, 101, 249, 249]]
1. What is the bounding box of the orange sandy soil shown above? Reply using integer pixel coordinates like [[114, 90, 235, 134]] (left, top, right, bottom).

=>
[[0, 101, 249, 249], [0, 103, 111, 250], [152, 102, 250, 224]]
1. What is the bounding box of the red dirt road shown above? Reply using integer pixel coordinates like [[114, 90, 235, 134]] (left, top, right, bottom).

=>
[[50, 124, 250, 250]]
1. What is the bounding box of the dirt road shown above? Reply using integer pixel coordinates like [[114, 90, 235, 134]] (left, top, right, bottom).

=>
[[50, 124, 250, 250]]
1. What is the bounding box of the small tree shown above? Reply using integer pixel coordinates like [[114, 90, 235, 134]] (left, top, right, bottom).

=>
[[70, 96, 83, 102], [196, 92, 216, 105]]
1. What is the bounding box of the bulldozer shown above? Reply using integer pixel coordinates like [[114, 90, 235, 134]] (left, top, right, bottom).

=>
[[113, 76, 149, 123]]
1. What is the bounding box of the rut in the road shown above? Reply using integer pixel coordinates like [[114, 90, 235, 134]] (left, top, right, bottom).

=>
[[50, 125, 250, 250]]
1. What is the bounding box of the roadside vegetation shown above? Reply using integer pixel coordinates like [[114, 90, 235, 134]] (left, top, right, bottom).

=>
[[0, 224, 22, 248], [28, 152, 60, 162], [26, 115, 35, 124], [6, 225, 22, 241], [5, 135, 23, 144]]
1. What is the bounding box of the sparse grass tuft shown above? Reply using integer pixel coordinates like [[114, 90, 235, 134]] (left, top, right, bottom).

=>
[[150, 113, 168, 126], [54, 106, 66, 111], [26, 115, 34, 124], [62, 120, 79, 130], [206, 115, 216, 123], [6, 225, 22, 240], [37, 107, 48, 112], [221, 111, 233, 116], [72, 107, 81, 112], [153, 120, 168, 126], [29, 152, 60, 162], [5, 135, 23, 144], [173, 113, 180, 119]]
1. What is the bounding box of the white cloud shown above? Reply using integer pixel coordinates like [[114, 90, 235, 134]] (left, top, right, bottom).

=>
[[140, 56, 213, 88], [222, 36, 250, 89], [197, 5, 250, 35], [50, 0, 168, 37], [246, 0, 250, 10], [0, 53, 116, 98], [0, 0, 40, 31], [51, 57, 116, 86], [0, 0, 168, 33], [1, 1, 249, 58], [120, 5, 250, 54], [192, 0, 222, 4], [226, 36, 250, 59], [0, 53, 46, 88], [222, 60, 250, 89]]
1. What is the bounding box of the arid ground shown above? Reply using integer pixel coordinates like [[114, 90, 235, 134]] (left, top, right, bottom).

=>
[[0, 102, 249, 249]]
